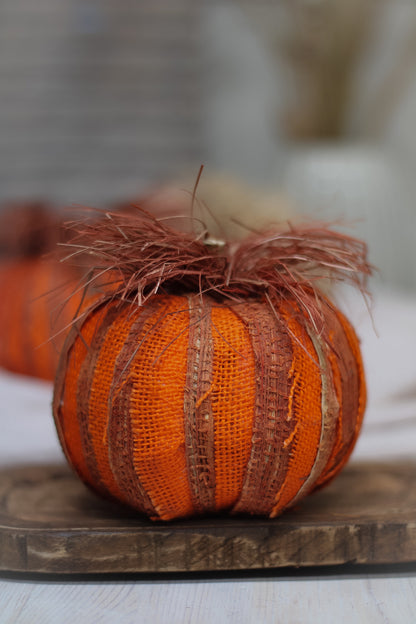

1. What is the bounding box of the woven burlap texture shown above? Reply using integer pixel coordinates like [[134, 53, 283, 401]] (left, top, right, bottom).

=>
[[53, 293, 366, 521]]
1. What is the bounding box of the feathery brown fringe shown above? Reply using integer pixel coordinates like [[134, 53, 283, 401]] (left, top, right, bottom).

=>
[[59, 206, 372, 339]]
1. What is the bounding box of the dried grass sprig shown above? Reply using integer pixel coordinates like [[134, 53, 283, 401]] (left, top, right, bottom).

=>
[[60, 206, 372, 339]]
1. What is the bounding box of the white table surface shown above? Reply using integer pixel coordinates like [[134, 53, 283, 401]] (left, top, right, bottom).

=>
[[0, 286, 415, 624]]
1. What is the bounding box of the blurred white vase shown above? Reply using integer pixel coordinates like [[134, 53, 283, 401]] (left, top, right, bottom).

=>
[[282, 142, 416, 291]]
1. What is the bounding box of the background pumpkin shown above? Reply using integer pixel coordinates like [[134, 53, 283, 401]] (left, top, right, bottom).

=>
[[0, 257, 86, 381], [52, 209, 371, 520], [0, 203, 87, 381]]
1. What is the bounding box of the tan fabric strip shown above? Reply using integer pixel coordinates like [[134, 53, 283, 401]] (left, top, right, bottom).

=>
[[183, 296, 216, 513], [331, 311, 361, 463], [316, 307, 361, 486]]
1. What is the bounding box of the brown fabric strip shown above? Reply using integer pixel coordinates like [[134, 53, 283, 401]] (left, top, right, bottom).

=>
[[316, 306, 361, 485], [231, 300, 295, 515], [109, 376, 157, 517], [107, 301, 169, 518], [53, 299, 111, 488], [76, 302, 121, 496], [283, 316, 340, 509], [332, 310, 361, 461], [183, 295, 215, 513], [52, 324, 80, 471]]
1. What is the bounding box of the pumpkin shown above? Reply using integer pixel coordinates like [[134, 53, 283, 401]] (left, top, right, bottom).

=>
[[0, 257, 86, 381], [0, 203, 88, 381], [53, 209, 371, 520]]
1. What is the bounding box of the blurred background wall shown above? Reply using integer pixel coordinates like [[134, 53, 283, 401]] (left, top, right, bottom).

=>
[[0, 0, 202, 204], [201, 1, 416, 292], [1, 0, 416, 291]]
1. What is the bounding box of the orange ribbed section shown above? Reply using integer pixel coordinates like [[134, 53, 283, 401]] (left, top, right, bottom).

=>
[[127, 296, 194, 520], [28, 261, 56, 379], [57, 304, 107, 486], [211, 306, 256, 511], [86, 302, 137, 502], [270, 309, 323, 516], [0, 262, 26, 373]]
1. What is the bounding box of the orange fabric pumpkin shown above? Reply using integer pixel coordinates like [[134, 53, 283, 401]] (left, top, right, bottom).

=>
[[0, 202, 80, 381], [0, 258, 85, 381], [52, 210, 371, 520], [0, 202, 101, 381]]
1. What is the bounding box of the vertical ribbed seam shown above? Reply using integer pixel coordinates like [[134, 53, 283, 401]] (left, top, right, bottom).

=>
[[231, 302, 294, 515], [108, 301, 170, 518], [316, 308, 364, 488], [280, 323, 340, 511], [52, 301, 107, 484], [75, 303, 121, 496], [183, 295, 216, 513]]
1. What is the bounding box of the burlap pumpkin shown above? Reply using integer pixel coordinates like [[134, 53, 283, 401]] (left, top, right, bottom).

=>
[[0, 258, 86, 381], [52, 209, 371, 520], [0, 204, 86, 380]]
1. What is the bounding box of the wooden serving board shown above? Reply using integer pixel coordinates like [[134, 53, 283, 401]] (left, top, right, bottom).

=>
[[0, 461, 415, 574]]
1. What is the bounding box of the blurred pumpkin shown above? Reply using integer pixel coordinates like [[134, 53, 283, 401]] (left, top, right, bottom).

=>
[[53, 209, 371, 520], [0, 203, 87, 380], [0, 258, 86, 381]]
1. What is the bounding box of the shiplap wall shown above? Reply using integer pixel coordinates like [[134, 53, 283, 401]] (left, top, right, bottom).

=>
[[0, 0, 202, 205]]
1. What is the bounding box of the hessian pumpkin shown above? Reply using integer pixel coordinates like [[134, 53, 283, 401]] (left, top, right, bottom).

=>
[[0, 203, 87, 381], [52, 208, 371, 520]]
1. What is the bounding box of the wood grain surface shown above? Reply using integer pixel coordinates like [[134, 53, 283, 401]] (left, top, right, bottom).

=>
[[0, 461, 415, 574]]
